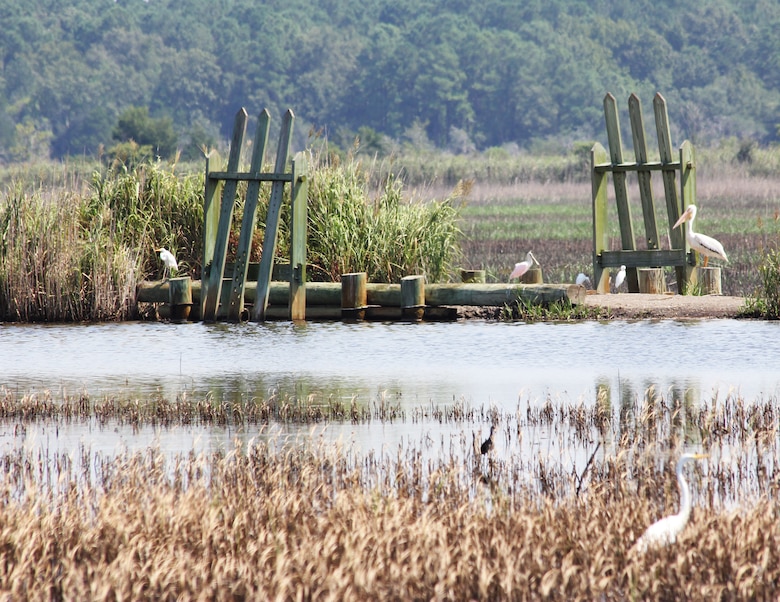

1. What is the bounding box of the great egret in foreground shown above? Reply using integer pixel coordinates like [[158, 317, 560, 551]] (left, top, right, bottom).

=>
[[480, 425, 495, 455], [575, 273, 591, 288], [631, 452, 708, 554], [613, 265, 626, 292], [509, 252, 537, 282], [672, 205, 728, 267], [156, 247, 178, 278]]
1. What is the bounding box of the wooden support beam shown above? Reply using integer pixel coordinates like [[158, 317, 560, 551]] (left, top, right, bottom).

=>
[[289, 152, 309, 321], [202, 108, 247, 321], [137, 281, 585, 309], [227, 110, 270, 321], [401, 275, 425, 321], [254, 110, 294, 321]]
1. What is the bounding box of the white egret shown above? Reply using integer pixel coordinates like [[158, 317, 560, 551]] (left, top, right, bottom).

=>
[[575, 273, 591, 288], [631, 452, 708, 554], [509, 251, 537, 281], [155, 247, 178, 278], [613, 265, 626, 292], [672, 204, 728, 267]]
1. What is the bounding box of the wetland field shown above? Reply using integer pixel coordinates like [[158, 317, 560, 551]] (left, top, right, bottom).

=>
[[2, 147, 780, 599]]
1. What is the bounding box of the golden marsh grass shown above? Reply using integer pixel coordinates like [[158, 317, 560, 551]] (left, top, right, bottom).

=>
[[1, 385, 779, 599]]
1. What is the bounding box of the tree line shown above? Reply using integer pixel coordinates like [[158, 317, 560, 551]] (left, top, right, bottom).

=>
[[1, 0, 778, 163]]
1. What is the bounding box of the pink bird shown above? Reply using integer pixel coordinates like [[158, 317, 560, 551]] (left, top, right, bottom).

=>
[[509, 251, 537, 281]]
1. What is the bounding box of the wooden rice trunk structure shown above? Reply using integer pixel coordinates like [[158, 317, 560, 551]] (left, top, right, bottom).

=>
[[201, 108, 309, 322], [592, 92, 703, 295]]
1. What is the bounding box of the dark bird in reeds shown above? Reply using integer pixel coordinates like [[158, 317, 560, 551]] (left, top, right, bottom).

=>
[[480, 425, 495, 455]]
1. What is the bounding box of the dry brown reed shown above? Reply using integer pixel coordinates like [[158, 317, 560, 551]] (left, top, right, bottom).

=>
[[1, 385, 779, 599]]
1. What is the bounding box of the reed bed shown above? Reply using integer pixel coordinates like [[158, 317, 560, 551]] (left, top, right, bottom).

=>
[[1, 384, 779, 598]]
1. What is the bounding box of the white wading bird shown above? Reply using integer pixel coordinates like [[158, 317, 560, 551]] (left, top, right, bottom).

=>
[[672, 204, 728, 267], [613, 265, 626, 292], [631, 452, 708, 554], [509, 251, 537, 282], [156, 247, 178, 278], [575, 273, 591, 288]]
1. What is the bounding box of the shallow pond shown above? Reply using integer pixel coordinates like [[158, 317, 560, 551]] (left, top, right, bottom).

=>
[[1, 318, 779, 464]]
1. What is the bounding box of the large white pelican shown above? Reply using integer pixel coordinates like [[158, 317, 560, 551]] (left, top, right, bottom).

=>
[[672, 205, 728, 267], [509, 251, 537, 281], [631, 452, 708, 554]]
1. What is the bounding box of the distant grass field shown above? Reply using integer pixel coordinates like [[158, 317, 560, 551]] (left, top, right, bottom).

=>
[[446, 172, 780, 297]]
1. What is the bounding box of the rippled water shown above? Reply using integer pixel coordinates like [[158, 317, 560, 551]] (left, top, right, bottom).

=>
[[2, 318, 779, 459]]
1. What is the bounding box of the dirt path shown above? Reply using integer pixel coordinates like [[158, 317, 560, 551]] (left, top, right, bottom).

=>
[[581, 292, 748, 319]]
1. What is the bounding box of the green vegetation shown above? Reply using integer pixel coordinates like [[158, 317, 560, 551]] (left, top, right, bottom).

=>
[[0, 157, 463, 321], [742, 247, 780, 318], [1, 1, 779, 162]]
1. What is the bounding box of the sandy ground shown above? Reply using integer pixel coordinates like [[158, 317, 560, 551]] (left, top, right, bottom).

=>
[[582, 292, 747, 319], [455, 292, 749, 320]]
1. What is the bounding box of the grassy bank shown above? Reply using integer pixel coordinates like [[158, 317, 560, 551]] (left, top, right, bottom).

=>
[[1, 141, 778, 321], [0, 155, 462, 321], [0, 384, 778, 599]]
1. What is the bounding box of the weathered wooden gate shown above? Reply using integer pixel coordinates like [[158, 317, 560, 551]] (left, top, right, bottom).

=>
[[201, 108, 308, 322], [591, 92, 696, 294]]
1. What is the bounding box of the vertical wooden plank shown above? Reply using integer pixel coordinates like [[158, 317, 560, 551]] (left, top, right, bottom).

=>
[[591, 142, 611, 293], [628, 93, 660, 250], [202, 153, 220, 317], [202, 108, 248, 321], [289, 151, 309, 321], [603, 94, 637, 292], [654, 92, 687, 293], [227, 110, 271, 321], [253, 109, 294, 321], [653, 93, 684, 249], [679, 140, 697, 293]]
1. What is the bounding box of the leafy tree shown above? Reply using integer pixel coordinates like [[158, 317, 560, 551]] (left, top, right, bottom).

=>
[[112, 106, 177, 159]]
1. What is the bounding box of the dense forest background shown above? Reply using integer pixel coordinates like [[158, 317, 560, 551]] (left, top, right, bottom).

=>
[[1, 0, 778, 163]]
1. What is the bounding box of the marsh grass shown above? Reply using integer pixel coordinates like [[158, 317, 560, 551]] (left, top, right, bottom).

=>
[[1, 382, 779, 599], [453, 168, 780, 296]]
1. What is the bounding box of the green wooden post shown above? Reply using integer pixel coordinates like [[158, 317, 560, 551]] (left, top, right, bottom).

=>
[[679, 140, 697, 294], [628, 93, 660, 251], [653, 93, 687, 291], [591, 142, 610, 293], [603, 94, 637, 292], [202, 108, 247, 321], [202, 154, 220, 312], [227, 110, 271, 321], [253, 110, 294, 321], [289, 150, 308, 320]]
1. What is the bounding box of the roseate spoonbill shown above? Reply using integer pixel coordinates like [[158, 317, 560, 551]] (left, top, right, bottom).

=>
[[509, 252, 537, 281]]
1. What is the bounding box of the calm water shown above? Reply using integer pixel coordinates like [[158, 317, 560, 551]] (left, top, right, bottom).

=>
[[1, 319, 779, 459]]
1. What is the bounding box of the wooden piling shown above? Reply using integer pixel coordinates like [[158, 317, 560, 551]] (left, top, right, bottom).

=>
[[519, 267, 543, 284], [341, 272, 368, 320], [638, 268, 666, 294], [168, 276, 193, 322], [693, 266, 722, 295], [401, 275, 425, 321]]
